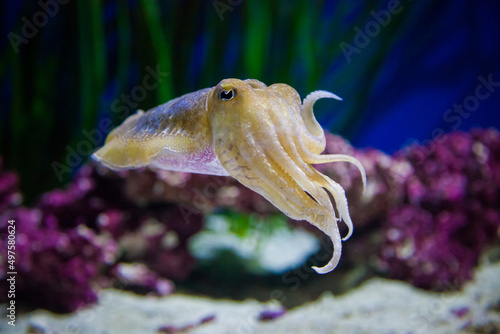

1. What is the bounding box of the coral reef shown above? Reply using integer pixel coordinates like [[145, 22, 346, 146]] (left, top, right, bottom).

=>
[[0, 164, 203, 313], [306, 129, 500, 290], [0, 207, 115, 313], [0, 128, 498, 312], [379, 129, 500, 289]]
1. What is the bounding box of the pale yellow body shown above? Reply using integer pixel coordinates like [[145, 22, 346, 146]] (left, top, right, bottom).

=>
[[93, 79, 366, 274]]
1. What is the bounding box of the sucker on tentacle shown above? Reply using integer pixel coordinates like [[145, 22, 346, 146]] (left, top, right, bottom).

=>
[[93, 78, 366, 274]]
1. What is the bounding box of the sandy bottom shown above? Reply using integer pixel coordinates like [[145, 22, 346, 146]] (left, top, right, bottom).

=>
[[2, 262, 499, 334]]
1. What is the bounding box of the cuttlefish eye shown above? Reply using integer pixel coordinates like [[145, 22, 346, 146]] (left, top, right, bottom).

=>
[[218, 88, 236, 101]]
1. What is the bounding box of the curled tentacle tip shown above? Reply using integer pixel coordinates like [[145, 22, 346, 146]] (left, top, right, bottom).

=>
[[340, 215, 353, 241], [304, 90, 343, 103], [361, 169, 367, 194], [311, 228, 342, 274], [342, 229, 353, 241], [311, 262, 338, 274], [351, 156, 367, 194]]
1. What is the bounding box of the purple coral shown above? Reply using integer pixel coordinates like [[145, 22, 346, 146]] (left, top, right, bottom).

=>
[[316, 133, 409, 228], [0, 206, 116, 313], [123, 168, 276, 216], [0, 162, 204, 313], [379, 129, 500, 289], [0, 127, 498, 313], [310, 129, 500, 290]]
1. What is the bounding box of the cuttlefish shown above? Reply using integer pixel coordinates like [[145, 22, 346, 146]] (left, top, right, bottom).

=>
[[92, 79, 366, 274]]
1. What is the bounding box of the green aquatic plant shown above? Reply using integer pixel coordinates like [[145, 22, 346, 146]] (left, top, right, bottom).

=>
[[1, 0, 415, 201]]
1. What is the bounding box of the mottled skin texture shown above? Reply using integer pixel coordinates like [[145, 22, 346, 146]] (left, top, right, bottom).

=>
[[93, 79, 366, 274]]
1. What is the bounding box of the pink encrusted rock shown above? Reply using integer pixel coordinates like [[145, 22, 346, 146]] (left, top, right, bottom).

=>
[[313, 129, 500, 290], [0, 127, 498, 314], [0, 161, 204, 313], [0, 207, 116, 313], [380, 128, 500, 289]]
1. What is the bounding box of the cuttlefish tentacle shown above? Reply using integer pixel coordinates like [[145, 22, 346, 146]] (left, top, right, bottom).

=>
[[214, 119, 308, 220], [300, 90, 342, 153], [298, 91, 367, 189], [295, 92, 367, 244], [277, 118, 347, 272], [224, 140, 315, 223], [208, 79, 358, 273], [93, 78, 367, 274], [312, 214, 343, 274], [263, 85, 333, 206], [224, 104, 323, 221], [215, 83, 331, 221], [264, 102, 328, 207]]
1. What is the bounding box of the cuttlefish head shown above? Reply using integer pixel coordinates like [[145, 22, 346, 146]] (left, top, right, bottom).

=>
[[207, 78, 366, 274], [207, 79, 277, 153]]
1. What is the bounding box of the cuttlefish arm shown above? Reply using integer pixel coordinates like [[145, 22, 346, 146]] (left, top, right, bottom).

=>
[[93, 78, 366, 274]]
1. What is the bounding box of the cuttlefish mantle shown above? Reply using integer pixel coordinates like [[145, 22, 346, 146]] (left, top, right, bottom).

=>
[[92, 78, 366, 274]]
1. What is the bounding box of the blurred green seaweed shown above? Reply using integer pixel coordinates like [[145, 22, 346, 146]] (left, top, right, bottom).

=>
[[1, 0, 416, 203]]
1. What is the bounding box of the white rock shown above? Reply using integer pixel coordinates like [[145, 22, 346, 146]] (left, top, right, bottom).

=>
[[2, 262, 499, 334]]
